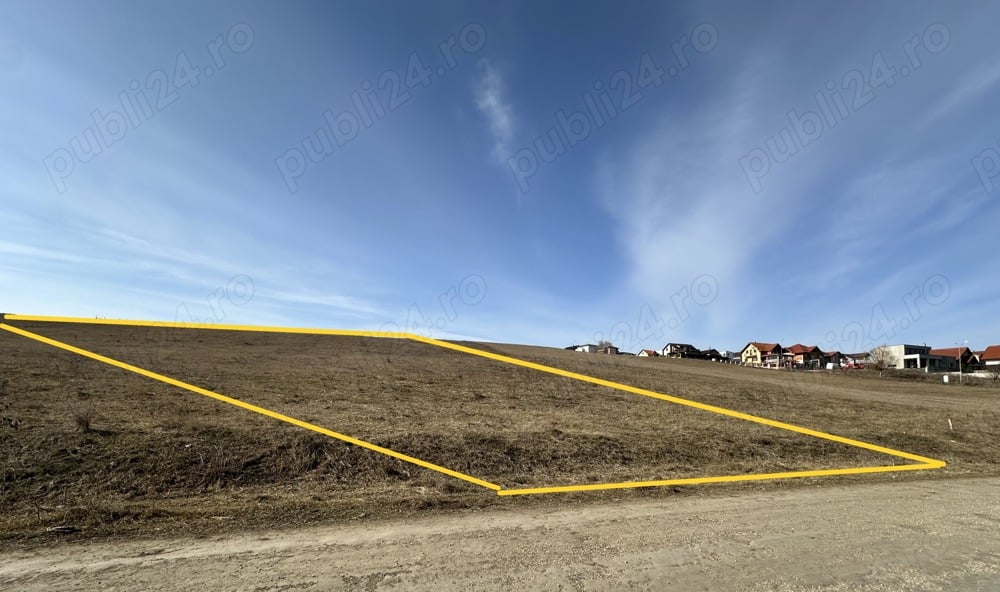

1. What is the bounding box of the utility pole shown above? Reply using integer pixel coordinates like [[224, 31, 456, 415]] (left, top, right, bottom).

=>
[[955, 340, 968, 384]]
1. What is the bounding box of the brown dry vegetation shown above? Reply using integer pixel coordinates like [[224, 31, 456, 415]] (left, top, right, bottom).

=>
[[2, 321, 998, 547]]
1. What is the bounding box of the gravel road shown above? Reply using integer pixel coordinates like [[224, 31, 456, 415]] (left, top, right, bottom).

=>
[[3, 477, 998, 591]]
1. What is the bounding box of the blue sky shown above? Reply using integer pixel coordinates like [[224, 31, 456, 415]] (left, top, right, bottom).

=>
[[2, 1, 999, 354]]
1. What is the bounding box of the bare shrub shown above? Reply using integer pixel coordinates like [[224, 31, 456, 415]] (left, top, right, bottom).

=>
[[73, 408, 95, 434], [868, 345, 898, 373]]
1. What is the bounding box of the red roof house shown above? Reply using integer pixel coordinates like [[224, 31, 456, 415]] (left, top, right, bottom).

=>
[[981, 345, 1000, 366]]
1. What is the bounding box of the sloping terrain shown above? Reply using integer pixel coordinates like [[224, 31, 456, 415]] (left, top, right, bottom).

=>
[[1, 321, 997, 546]]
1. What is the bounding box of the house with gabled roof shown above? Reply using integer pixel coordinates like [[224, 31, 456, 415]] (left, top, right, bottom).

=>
[[740, 342, 782, 367], [823, 350, 847, 368], [701, 348, 722, 360], [786, 344, 824, 368], [637, 349, 659, 357], [661, 343, 700, 358], [929, 347, 976, 371], [980, 345, 1000, 367]]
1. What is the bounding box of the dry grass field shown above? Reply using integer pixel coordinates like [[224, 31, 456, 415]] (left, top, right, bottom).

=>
[[2, 320, 998, 548]]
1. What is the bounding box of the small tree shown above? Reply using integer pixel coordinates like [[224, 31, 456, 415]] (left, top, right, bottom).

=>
[[596, 339, 614, 349], [869, 345, 898, 373]]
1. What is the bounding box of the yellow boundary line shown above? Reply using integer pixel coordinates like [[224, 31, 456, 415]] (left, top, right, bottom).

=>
[[496, 463, 939, 496], [1, 314, 946, 496], [1, 314, 399, 337], [0, 322, 500, 492]]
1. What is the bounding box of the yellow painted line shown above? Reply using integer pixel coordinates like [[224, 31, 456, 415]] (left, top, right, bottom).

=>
[[2, 314, 947, 495], [2, 314, 400, 338], [496, 462, 941, 496], [0, 322, 501, 492], [407, 334, 947, 468]]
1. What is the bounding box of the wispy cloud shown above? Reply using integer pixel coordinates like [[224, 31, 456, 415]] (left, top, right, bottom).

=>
[[596, 65, 788, 344], [916, 58, 1000, 129], [260, 289, 386, 319], [473, 60, 515, 163]]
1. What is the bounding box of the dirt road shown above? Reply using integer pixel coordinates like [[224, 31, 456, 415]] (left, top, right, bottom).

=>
[[2, 477, 998, 591]]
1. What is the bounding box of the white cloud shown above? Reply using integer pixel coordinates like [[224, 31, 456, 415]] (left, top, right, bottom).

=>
[[595, 72, 790, 343], [473, 61, 515, 163], [915, 58, 1000, 129]]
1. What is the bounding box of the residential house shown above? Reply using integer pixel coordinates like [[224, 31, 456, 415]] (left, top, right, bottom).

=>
[[823, 351, 847, 368], [980, 345, 1000, 367], [662, 343, 701, 358], [929, 347, 976, 372], [700, 348, 722, 360], [598, 344, 619, 355], [786, 344, 825, 368], [881, 344, 945, 370], [740, 342, 782, 367], [574, 344, 599, 353], [637, 349, 659, 357]]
